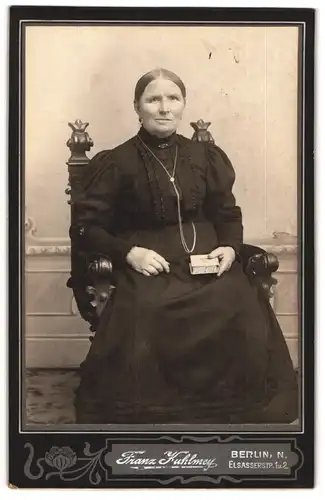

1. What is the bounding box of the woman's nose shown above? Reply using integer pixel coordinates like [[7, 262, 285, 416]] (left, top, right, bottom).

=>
[[159, 98, 170, 113]]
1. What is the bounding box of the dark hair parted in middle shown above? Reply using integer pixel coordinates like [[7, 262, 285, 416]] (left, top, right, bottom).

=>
[[134, 68, 187, 103]]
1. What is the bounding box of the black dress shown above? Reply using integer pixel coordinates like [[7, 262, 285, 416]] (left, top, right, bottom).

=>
[[73, 126, 298, 424]]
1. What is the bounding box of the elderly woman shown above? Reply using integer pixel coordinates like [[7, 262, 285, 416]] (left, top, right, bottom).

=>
[[73, 68, 298, 424]]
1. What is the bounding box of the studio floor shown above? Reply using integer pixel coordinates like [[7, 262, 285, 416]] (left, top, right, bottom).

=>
[[25, 369, 80, 425], [25, 369, 300, 427]]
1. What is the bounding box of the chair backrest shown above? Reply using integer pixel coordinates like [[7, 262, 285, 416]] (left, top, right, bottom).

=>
[[65, 119, 278, 332], [65, 118, 215, 205], [65, 118, 216, 238], [65, 119, 216, 329]]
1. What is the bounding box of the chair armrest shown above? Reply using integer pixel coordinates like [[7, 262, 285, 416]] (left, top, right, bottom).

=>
[[67, 253, 114, 340], [72, 244, 278, 335], [239, 244, 279, 299], [88, 256, 113, 278], [66, 275, 99, 332], [87, 255, 115, 318], [88, 248, 280, 302]]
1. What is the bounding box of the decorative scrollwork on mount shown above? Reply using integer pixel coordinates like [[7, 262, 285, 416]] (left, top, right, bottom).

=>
[[24, 443, 107, 486], [44, 447, 77, 471], [22, 439, 246, 486]]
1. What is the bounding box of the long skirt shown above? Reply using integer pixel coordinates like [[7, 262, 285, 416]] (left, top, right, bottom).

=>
[[74, 222, 298, 424]]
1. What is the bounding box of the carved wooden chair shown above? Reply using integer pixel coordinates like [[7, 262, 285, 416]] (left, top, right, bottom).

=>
[[66, 119, 279, 339]]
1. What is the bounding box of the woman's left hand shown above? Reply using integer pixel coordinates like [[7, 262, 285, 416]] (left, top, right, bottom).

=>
[[208, 246, 236, 277]]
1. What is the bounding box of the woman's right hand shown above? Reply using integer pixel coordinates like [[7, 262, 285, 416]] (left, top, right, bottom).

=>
[[126, 246, 170, 276]]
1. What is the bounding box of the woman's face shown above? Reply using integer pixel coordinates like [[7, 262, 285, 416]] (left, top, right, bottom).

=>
[[135, 77, 185, 138]]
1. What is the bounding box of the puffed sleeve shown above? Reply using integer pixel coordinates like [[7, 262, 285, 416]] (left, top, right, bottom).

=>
[[71, 150, 135, 266], [203, 143, 243, 254]]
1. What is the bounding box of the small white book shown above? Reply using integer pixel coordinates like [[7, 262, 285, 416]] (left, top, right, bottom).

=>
[[189, 254, 220, 275]]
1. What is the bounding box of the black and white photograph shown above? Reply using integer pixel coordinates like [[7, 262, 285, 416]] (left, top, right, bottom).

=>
[[8, 6, 315, 489], [24, 21, 301, 429]]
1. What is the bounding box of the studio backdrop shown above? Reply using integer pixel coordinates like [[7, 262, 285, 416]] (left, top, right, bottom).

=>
[[24, 25, 299, 369]]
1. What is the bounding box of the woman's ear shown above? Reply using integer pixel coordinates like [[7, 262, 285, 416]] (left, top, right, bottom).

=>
[[134, 100, 140, 117]]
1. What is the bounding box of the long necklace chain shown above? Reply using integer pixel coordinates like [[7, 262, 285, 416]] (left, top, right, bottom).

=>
[[138, 135, 196, 254]]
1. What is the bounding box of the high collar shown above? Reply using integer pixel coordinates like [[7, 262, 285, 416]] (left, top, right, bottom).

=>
[[137, 126, 177, 149]]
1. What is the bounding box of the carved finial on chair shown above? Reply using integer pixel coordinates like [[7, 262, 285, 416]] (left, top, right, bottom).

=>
[[66, 119, 94, 165], [66, 119, 94, 202], [190, 119, 215, 144]]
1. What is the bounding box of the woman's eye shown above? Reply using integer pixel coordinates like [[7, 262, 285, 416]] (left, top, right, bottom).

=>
[[146, 95, 180, 103]]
